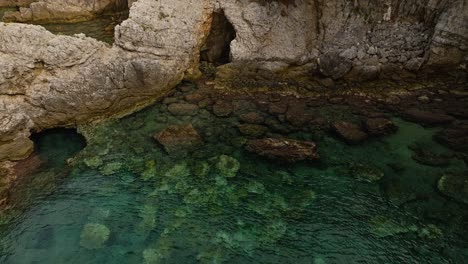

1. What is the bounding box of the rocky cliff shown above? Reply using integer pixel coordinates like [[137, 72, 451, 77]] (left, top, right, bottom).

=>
[[0, 0, 467, 161]]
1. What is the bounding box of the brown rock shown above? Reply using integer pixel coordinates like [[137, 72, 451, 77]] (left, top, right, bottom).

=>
[[402, 109, 454, 126], [0, 137, 34, 161], [434, 124, 468, 152], [184, 93, 205, 103], [154, 124, 203, 156], [212, 101, 233, 117], [237, 124, 268, 138], [246, 138, 319, 163], [332, 121, 368, 144], [438, 172, 468, 205], [167, 103, 199, 116], [239, 112, 264, 124], [365, 118, 398, 136]]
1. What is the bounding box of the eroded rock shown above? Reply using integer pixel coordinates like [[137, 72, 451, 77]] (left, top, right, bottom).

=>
[[438, 172, 468, 204], [332, 121, 368, 144], [154, 124, 203, 156], [246, 138, 319, 163], [364, 118, 398, 136]]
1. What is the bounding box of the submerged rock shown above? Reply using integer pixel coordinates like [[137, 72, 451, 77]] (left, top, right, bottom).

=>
[[154, 124, 203, 156], [80, 223, 110, 250], [212, 101, 233, 117], [364, 118, 398, 136], [402, 109, 454, 126], [237, 124, 268, 138], [167, 103, 199, 116], [165, 163, 190, 178], [246, 138, 319, 163], [331, 121, 368, 144], [215, 155, 240, 178], [437, 172, 468, 204], [100, 162, 122, 175], [434, 124, 468, 152], [349, 163, 384, 183], [370, 215, 418, 237], [239, 112, 264, 124], [410, 147, 451, 167]]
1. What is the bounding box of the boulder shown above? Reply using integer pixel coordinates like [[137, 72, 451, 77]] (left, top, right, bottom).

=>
[[212, 100, 233, 117], [239, 112, 264, 124], [0, 137, 34, 161], [402, 109, 455, 126], [364, 118, 398, 136], [246, 138, 319, 163], [215, 155, 240, 178], [434, 124, 468, 152], [318, 52, 353, 80], [237, 124, 268, 138], [349, 163, 384, 183], [154, 124, 203, 156], [410, 145, 451, 167], [167, 103, 199, 116], [331, 121, 368, 144], [438, 172, 468, 204], [80, 223, 110, 250]]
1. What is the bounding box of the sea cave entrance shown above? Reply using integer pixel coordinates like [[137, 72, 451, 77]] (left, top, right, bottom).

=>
[[200, 10, 236, 65]]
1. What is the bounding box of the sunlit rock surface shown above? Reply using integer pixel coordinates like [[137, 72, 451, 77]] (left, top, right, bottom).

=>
[[1, 0, 468, 161]]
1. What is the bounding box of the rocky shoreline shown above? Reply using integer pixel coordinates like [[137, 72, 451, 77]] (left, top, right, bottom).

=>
[[0, 0, 467, 211]]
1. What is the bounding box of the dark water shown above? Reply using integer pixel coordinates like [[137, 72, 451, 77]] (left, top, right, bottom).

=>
[[0, 86, 467, 263]]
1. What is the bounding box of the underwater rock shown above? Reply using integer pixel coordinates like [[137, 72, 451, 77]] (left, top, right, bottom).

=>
[[215, 155, 240, 178], [83, 156, 103, 169], [192, 162, 210, 177], [410, 147, 451, 167], [79, 223, 110, 250], [434, 124, 468, 152], [167, 103, 199, 116], [165, 163, 190, 178], [136, 204, 157, 238], [246, 138, 319, 163], [140, 160, 157, 181], [237, 124, 268, 138], [437, 172, 468, 204], [364, 118, 398, 136], [212, 100, 233, 117], [349, 163, 384, 183], [331, 121, 368, 144], [402, 109, 455, 126], [239, 112, 265, 124], [154, 124, 203, 156], [369, 215, 418, 237], [418, 224, 443, 240], [100, 162, 122, 176]]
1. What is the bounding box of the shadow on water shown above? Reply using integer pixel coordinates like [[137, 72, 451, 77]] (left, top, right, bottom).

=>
[[31, 128, 87, 168]]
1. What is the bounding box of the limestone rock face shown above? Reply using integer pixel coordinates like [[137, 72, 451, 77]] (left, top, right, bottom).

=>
[[0, 0, 34, 8], [3, 0, 128, 23], [1, 0, 468, 162], [0, 0, 213, 160]]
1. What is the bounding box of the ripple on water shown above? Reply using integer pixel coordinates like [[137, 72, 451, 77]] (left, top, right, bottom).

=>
[[0, 99, 467, 263]]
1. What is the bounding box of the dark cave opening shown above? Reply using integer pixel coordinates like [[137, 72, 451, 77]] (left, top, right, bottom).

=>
[[31, 128, 86, 168], [200, 11, 236, 65]]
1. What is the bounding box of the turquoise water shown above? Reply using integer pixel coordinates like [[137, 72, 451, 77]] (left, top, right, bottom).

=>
[[0, 88, 467, 263]]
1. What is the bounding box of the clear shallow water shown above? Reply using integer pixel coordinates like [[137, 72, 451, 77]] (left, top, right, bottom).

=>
[[0, 91, 467, 263]]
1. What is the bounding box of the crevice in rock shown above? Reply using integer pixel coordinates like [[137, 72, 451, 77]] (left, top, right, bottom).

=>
[[200, 10, 236, 65], [30, 128, 86, 168]]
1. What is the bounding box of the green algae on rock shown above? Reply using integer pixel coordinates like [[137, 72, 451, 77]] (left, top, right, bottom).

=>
[[79, 223, 110, 250]]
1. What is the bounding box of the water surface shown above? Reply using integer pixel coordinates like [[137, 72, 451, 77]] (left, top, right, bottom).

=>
[[0, 87, 467, 264]]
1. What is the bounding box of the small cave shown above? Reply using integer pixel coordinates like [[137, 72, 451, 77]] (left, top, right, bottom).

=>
[[200, 11, 236, 65], [31, 128, 86, 168]]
